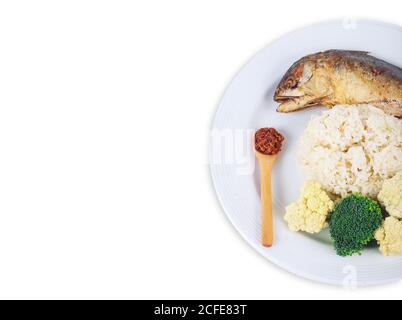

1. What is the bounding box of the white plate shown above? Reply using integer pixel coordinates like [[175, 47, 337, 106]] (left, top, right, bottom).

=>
[[210, 20, 402, 287]]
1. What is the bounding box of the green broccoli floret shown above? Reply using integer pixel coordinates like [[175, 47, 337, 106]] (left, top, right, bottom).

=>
[[329, 193, 382, 257]]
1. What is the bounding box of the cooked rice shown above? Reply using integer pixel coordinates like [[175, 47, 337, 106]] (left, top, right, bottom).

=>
[[299, 105, 402, 198]]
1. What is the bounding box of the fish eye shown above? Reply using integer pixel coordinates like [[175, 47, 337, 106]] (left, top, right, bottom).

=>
[[286, 78, 298, 89]]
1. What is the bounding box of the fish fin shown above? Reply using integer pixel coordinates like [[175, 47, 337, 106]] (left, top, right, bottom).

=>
[[369, 100, 402, 118], [328, 50, 370, 55]]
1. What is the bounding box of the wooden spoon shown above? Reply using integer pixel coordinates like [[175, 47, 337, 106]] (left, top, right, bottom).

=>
[[255, 151, 277, 247], [254, 127, 284, 247]]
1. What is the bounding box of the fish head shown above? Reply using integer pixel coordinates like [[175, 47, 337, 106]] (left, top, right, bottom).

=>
[[274, 59, 324, 112]]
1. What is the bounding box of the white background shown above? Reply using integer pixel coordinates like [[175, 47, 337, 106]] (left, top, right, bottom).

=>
[[0, 0, 400, 300]]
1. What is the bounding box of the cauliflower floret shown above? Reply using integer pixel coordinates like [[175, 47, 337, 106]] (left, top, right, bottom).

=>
[[378, 172, 402, 218], [375, 216, 402, 256], [284, 181, 334, 233]]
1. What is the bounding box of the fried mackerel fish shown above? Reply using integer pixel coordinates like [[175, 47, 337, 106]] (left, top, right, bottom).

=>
[[274, 50, 402, 117]]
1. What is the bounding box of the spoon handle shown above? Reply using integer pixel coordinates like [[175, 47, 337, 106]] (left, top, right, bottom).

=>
[[258, 157, 275, 247]]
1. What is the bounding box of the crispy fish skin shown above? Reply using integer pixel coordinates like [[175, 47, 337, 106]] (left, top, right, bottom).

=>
[[274, 50, 402, 117]]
